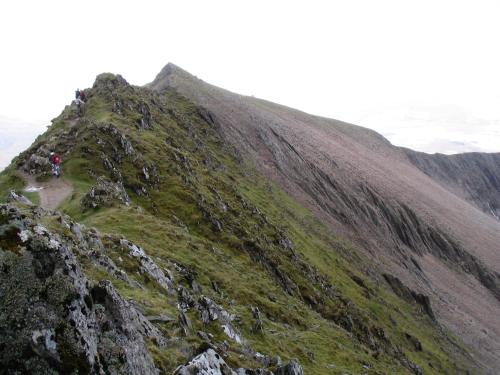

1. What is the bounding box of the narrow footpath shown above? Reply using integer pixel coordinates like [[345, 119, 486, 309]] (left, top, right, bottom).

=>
[[19, 171, 73, 210]]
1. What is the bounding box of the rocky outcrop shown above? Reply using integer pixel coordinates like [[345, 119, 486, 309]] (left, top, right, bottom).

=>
[[93, 73, 130, 92], [251, 306, 264, 333], [136, 102, 153, 130], [0, 204, 163, 374], [275, 360, 304, 375], [174, 349, 304, 375], [81, 175, 131, 209], [25, 154, 51, 174], [120, 239, 175, 293], [383, 274, 435, 320], [174, 349, 234, 375]]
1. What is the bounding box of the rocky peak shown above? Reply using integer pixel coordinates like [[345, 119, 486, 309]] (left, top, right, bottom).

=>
[[147, 62, 199, 92], [92, 72, 130, 92]]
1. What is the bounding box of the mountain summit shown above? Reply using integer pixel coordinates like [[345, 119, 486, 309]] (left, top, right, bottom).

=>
[[0, 64, 499, 374]]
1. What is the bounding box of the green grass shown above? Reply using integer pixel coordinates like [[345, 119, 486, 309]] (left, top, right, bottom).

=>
[[23, 191, 40, 205], [0, 165, 24, 201]]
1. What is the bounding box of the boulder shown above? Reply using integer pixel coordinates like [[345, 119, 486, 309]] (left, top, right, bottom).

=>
[[81, 176, 131, 209]]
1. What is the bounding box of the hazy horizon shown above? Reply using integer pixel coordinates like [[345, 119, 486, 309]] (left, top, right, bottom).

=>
[[1, 0, 500, 170]]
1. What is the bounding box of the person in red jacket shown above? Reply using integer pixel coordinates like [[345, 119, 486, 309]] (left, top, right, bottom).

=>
[[49, 152, 62, 178]]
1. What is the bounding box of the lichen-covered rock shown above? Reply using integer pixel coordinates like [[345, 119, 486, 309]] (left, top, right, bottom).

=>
[[25, 153, 51, 174], [91, 279, 165, 373], [81, 176, 131, 209], [0, 204, 163, 374]]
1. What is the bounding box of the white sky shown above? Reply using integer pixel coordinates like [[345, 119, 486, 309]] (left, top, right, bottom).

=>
[[1, 0, 499, 170]]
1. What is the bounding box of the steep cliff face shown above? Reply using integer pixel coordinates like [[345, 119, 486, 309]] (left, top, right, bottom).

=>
[[0, 66, 497, 374], [404, 150, 500, 220]]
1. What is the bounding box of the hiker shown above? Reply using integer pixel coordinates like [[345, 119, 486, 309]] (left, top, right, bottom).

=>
[[75, 88, 81, 100], [74, 97, 85, 117], [80, 89, 86, 102], [49, 152, 62, 178]]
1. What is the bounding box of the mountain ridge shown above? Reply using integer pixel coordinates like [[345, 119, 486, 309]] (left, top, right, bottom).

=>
[[0, 64, 498, 373]]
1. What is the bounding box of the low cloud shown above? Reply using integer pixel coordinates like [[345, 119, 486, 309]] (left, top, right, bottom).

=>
[[354, 105, 500, 154], [0, 116, 46, 171]]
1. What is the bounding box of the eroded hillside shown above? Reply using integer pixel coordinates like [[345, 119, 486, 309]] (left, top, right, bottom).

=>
[[149, 64, 500, 373]]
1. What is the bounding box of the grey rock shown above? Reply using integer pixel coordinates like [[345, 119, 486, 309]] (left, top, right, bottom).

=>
[[81, 176, 131, 209], [251, 306, 263, 333], [179, 310, 192, 336], [174, 349, 235, 375], [136, 102, 153, 130], [7, 191, 33, 205], [120, 239, 175, 293], [120, 133, 136, 156], [31, 328, 59, 361], [25, 153, 51, 174], [93, 73, 130, 91], [174, 349, 293, 375], [221, 324, 242, 345], [178, 285, 196, 310], [197, 296, 234, 324], [275, 360, 304, 375]]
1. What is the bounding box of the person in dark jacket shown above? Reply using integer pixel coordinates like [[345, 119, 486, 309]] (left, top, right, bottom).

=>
[[75, 89, 80, 100]]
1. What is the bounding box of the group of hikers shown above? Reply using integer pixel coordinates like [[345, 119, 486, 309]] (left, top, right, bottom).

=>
[[48, 88, 85, 177], [75, 88, 86, 116]]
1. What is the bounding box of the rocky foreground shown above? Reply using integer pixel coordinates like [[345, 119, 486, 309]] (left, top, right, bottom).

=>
[[0, 203, 303, 374]]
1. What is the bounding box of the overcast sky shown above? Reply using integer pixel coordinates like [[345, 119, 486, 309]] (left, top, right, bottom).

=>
[[1, 0, 499, 170]]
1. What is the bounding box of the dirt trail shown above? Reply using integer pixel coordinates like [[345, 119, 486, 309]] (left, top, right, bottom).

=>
[[19, 172, 73, 210]]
